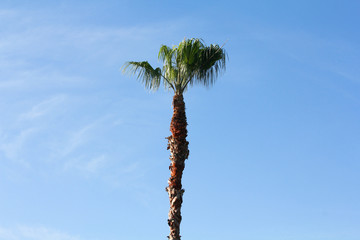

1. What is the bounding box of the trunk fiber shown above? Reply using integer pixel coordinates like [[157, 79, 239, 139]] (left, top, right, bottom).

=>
[[165, 94, 189, 240]]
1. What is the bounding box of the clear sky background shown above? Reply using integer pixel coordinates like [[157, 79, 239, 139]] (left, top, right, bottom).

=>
[[0, 1, 359, 240]]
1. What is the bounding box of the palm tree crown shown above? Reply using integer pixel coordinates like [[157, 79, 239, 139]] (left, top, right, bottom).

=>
[[122, 38, 227, 94]]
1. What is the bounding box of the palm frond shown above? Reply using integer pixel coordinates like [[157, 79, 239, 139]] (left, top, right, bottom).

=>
[[158, 45, 177, 83], [176, 38, 204, 66], [122, 61, 162, 91], [158, 45, 174, 64], [190, 44, 227, 88]]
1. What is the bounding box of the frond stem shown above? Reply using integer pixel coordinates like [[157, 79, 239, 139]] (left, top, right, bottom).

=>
[[161, 74, 175, 91]]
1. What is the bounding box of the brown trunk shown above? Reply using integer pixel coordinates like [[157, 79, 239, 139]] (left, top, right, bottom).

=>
[[165, 93, 189, 240]]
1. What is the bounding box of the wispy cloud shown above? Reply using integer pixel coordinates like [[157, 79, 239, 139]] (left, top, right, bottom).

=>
[[64, 154, 107, 174], [0, 8, 169, 188], [0, 95, 66, 165], [19, 95, 67, 121], [62, 154, 148, 191], [60, 122, 97, 157], [0, 227, 17, 240], [84, 155, 107, 173], [0, 226, 81, 240], [0, 8, 186, 95], [0, 8, 181, 61], [0, 128, 36, 166]]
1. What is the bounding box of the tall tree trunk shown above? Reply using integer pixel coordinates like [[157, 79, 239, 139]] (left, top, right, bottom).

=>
[[166, 93, 189, 240]]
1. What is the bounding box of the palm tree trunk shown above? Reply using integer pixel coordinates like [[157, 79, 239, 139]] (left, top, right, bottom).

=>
[[166, 93, 189, 240]]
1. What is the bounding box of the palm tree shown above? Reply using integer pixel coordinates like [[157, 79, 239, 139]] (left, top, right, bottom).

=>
[[122, 38, 227, 240]]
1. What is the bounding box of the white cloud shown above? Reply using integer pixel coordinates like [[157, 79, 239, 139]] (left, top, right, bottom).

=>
[[0, 128, 36, 165], [0, 8, 189, 95], [64, 154, 107, 174], [19, 95, 67, 121], [0, 227, 17, 240], [85, 155, 107, 173], [0, 226, 81, 240], [0, 8, 170, 187], [61, 123, 96, 157], [0, 9, 177, 60], [56, 113, 116, 158]]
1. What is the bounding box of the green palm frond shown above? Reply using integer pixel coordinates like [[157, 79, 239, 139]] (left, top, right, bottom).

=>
[[178, 39, 227, 91], [122, 61, 163, 91], [192, 43, 227, 87], [158, 45, 174, 65], [158, 45, 178, 82], [176, 38, 204, 67]]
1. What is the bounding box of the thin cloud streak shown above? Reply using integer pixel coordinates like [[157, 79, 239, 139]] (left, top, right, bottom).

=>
[[0, 8, 180, 59], [0, 8, 186, 95], [63, 154, 107, 174], [0, 128, 36, 165], [61, 123, 96, 157], [85, 155, 107, 173], [19, 95, 67, 121]]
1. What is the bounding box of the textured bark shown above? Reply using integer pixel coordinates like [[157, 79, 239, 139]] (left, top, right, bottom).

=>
[[165, 94, 189, 240]]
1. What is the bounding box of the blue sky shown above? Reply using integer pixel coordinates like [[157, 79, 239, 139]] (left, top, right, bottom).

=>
[[0, 1, 359, 240]]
